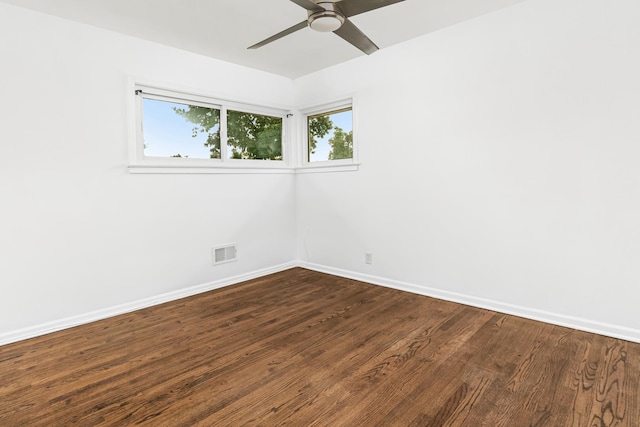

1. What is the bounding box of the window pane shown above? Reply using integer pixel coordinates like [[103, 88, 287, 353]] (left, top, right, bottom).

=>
[[308, 108, 353, 162], [142, 98, 220, 159], [227, 110, 283, 160]]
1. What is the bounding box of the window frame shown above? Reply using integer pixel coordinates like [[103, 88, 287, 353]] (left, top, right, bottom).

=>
[[298, 97, 359, 173], [129, 82, 292, 174]]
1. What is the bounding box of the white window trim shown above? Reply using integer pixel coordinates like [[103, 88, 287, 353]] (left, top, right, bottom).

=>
[[126, 79, 360, 174], [128, 80, 294, 174], [296, 97, 360, 173]]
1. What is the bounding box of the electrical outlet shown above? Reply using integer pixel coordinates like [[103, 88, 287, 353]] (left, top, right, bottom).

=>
[[365, 252, 372, 265]]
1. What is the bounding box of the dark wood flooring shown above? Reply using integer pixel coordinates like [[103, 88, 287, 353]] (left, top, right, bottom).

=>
[[1, 268, 639, 426]]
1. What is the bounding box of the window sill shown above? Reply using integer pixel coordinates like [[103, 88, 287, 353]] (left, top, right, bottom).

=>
[[128, 163, 360, 174], [295, 163, 360, 174], [128, 164, 295, 174]]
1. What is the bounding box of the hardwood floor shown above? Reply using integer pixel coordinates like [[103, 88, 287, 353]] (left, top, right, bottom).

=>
[[1, 268, 639, 426]]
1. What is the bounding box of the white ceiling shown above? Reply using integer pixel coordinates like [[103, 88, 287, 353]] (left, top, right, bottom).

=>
[[0, 0, 528, 78]]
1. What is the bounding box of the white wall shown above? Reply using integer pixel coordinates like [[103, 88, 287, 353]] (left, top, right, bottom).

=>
[[0, 3, 296, 340], [295, 0, 640, 337], [3, 0, 640, 345]]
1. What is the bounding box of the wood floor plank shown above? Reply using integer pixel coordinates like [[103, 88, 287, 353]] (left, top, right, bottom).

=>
[[1, 268, 640, 426]]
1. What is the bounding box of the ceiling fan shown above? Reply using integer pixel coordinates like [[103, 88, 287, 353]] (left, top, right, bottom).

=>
[[248, 0, 406, 55]]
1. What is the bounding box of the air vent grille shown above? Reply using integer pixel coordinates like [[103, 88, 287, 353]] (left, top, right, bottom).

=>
[[212, 244, 237, 265]]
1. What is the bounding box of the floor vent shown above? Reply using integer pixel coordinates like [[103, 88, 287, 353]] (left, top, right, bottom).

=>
[[212, 244, 237, 265]]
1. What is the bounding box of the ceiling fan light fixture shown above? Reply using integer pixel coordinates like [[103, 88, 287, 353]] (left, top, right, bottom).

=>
[[249, 0, 405, 53], [308, 3, 345, 32]]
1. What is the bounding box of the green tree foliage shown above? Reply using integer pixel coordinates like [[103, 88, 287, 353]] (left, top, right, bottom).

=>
[[328, 126, 353, 160], [173, 106, 221, 158], [173, 106, 283, 160], [308, 115, 333, 155], [227, 110, 282, 160]]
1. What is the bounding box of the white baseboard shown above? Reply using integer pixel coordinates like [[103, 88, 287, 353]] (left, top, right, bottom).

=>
[[4, 260, 639, 347], [298, 261, 640, 344], [0, 262, 297, 347]]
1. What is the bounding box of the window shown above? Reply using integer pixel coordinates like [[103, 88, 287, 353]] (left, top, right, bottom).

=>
[[308, 108, 353, 162], [131, 84, 288, 173], [142, 96, 221, 159], [226, 109, 283, 160], [301, 98, 358, 172]]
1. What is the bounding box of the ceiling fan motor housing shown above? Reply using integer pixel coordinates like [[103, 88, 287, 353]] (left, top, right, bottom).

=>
[[308, 2, 345, 32]]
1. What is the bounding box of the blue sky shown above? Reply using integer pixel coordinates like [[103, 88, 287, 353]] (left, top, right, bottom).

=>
[[143, 98, 217, 158]]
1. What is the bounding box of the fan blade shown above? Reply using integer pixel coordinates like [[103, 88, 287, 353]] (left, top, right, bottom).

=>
[[290, 0, 324, 12], [333, 18, 378, 55], [248, 20, 309, 49], [336, 0, 405, 18]]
